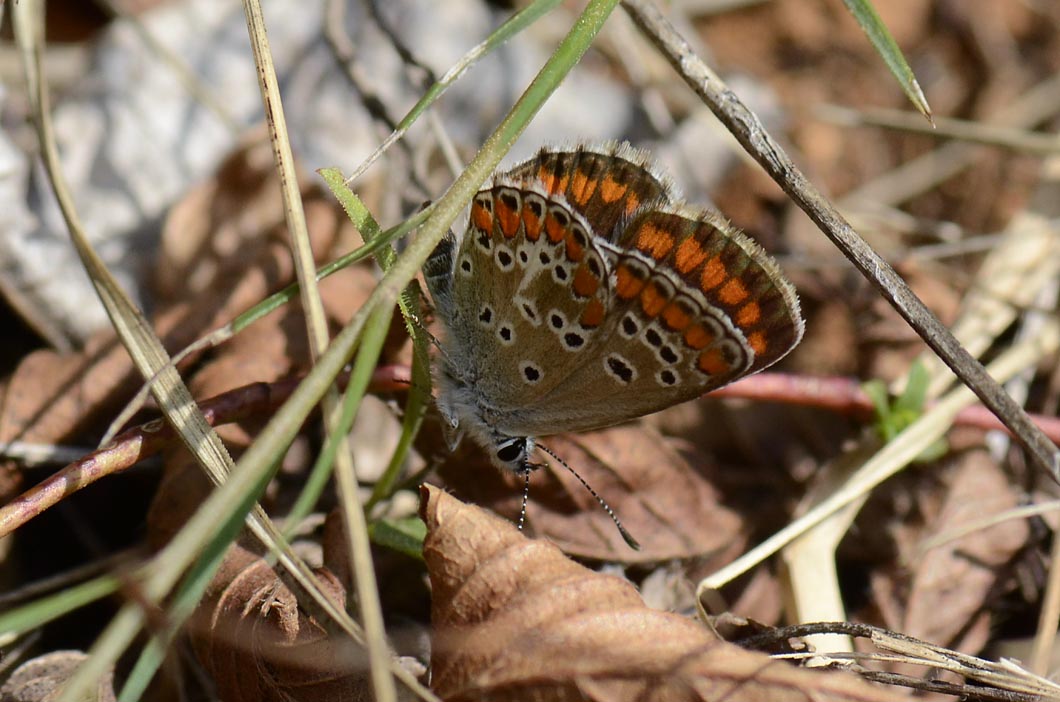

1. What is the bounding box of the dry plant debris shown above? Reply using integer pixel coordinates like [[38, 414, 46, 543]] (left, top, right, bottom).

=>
[[421, 485, 910, 702], [0, 1, 1059, 701]]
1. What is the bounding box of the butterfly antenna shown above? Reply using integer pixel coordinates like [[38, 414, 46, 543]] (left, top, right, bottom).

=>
[[403, 306, 468, 392], [536, 443, 641, 550], [517, 468, 531, 532], [405, 311, 449, 358]]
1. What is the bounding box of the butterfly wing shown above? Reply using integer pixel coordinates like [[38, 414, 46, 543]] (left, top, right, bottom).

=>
[[428, 143, 802, 440], [500, 205, 804, 435], [432, 180, 629, 415], [500, 143, 673, 243]]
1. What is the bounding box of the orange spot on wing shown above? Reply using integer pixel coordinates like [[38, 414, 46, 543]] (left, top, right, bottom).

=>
[[471, 200, 493, 233], [718, 278, 749, 305], [684, 324, 714, 350], [700, 256, 726, 290], [537, 164, 565, 194], [639, 281, 667, 317], [545, 213, 567, 243], [697, 348, 729, 376], [565, 232, 585, 262], [599, 174, 628, 203], [661, 301, 692, 331], [570, 171, 599, 206], [615, 264, 646, 299], [496, 198, 520, 239], [635, 223, 675, 260], [736, 301, 761, 327], [623, 192, 641, 215], [674, 237, 707, 275], [747, 331, 767, 355], [572, 266, 599, 298], [522, 208, 542, 241], [579, 298, 605, 328]]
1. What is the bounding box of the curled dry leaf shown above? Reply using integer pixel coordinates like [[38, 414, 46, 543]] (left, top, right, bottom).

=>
[[0, 650, 115, 702], [420, 484, 909, 702], [435, 423, 744, 563], [188, 541, 372, 702]]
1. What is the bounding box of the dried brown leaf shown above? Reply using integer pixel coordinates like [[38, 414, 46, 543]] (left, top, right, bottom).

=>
[[0, 135, 369, 465], [0, 333, 131, 449], [420, 484, 909, 702], [154, 135, 373, 353], [188, 541, 372, 702], [874, 448, 1028, 658], [0, 650, 115, 702]]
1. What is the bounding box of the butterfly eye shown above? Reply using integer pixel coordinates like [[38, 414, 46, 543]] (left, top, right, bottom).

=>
[[496, 438, 527, 465]]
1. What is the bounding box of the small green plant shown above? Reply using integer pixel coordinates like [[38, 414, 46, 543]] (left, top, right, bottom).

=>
[[863, 361, 948, 463]]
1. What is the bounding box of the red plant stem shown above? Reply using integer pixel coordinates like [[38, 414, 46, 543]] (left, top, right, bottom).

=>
[[710, 373, 1060, 441], [2, 369, 1056, 538]]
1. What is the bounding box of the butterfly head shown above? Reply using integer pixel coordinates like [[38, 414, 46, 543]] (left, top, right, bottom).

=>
[[432, 359, 537, 474]]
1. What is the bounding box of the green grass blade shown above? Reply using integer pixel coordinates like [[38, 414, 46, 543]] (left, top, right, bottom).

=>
[[840, 0, 931, 119], [0, 573, 121, 639], [320, 168, 433, 514], [368, 518, 427, 561]]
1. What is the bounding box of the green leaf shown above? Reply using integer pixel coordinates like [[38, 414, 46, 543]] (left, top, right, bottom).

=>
[[863, 379, 893, 431], [893, 360, 929, 416], [864, 361, 947, 461], [370, 517, 427, 560]]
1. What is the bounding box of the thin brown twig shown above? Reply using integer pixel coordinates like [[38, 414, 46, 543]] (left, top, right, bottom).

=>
[[0, 365, 419, 540], [737, 621, 1058, 701], [620, 0, 1060, 481]]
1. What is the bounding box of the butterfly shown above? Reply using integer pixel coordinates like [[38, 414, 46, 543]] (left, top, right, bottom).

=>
[[423, 142, 803, 490]]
